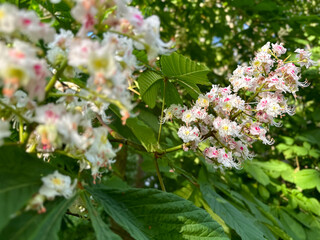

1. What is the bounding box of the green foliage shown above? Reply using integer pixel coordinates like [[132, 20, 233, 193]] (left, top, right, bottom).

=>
[[160, 52, 211, 86], [138, 71, 163, 108], [86, 185, 228, 240], [82, 193, 121, 240], [0, 197, 75, 240], [0, 146, 54, 231]]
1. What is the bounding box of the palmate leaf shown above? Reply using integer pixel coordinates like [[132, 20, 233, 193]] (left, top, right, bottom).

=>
[[198, 171, 268, 240], [82, 192, 121, 240], [165, 81, 183, 106], [138, 71, 163, 99], [161, 52, 211, 86], [294, 169, 320, 192], [110, 106, 158, 152], [175, 79, 201, 99], [0, 196, 75, 240], [0, 146, 55, 231], [86, 185, 229, 240]]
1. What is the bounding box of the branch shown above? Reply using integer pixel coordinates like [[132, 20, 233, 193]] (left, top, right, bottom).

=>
[[0, 100, 31, 124], [45, 59, 68, 94]]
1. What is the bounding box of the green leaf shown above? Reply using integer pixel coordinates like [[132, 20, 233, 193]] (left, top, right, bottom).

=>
[[244, 161, 270, 186], [86, 186, 229, 240], [303, 142, 311, 150], [143, 80, 162, 108], [281, 137, 294, 145], [278, 209, 306, 240], [250, 160, 294, 181], [0, 196, 75, 240], [165, 81, 183, 106], [199, 174, 267, 240], [258, 185, 270, 200], [82, 193, 121, 240], [161, 52, 211, 85], [138, 71, 163, 108], [294, 169, 320, 191], [293, 146, 308, 156], [176, 79, 201, 99], [126, 117, 158, 152], [0, 146, 54, 231], [110, 105, 158, 152], [276, 143, 290, 152]]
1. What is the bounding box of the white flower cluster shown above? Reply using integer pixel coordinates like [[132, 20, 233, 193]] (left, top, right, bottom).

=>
[[0, 41, 50, 100], [164, 42, 313, 170], [0, 0, 173, 211], [0, 4, 54, 42]]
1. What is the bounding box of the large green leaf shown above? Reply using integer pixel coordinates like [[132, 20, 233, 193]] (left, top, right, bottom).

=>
[[294, 169, 320, 192], [161, 52, 211, 85], [176, 79, 201, 99], [0, 196, 75, 240], [0, 146, 54, 231], [277, 209, 306, 240], [126, 117, 158, 152], [199, 172, 267, 240], [86, 186, 229, 240], [138, 71, 163, 108], [138, 71, 163, 96], [249, 159, 294, 182], [110, 106, 158, 152], [82, 193, 121, 240], [143, 80, 162, 108], [244, 160, 270, 186], [165, 81, 183, 106]]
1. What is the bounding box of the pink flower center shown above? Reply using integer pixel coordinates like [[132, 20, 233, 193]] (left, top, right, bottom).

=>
[[22, 18, 32, 26]]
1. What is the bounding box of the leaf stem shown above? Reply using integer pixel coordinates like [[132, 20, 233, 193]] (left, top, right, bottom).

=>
[[157, 78, 167, 144], [45, 59, 68, 94], [48, 92, 90, 101], [108, 29, 149, 50], [154, 156, 166, 192], [0, 100, 31, 124], [230, 83, 266, 120], [19, 118, 24, 144]]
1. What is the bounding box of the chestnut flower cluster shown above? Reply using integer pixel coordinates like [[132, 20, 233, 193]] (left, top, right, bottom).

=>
[[164, 42, 313, 170], [0, 0, 172, 211]]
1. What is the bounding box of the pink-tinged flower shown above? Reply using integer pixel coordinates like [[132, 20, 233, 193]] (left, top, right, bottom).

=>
[[204, 147, 218, 158], [250, 124, 261, 135], [71, 0, 98, 36], [35, 104, 65, 124], [163, 104, 186, 121], [182, 109, 197, 125], [272, 43, 286, 56], [216, 148, 240, 169], [213, 117, 241, 138], [191, 106, 208, 120], [35, 124, 60, 152], [85, 127, 116, 183], [177, 126, 200, 143], [295, 48, 315, 69], [18, 10, 55, 43], [0, 41, 49, 100], [196, 94, 210, 108]]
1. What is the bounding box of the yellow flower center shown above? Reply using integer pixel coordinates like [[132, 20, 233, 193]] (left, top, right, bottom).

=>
[[52, 177, 62, 186], [0, 10, 5, 19], [100, 135, 108, 144], [92, 58, 109, 70]]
